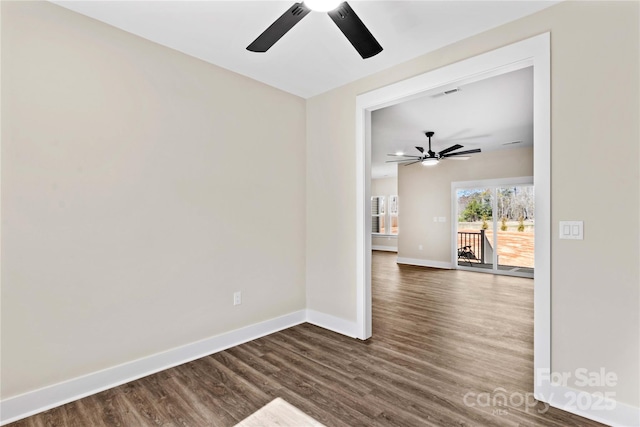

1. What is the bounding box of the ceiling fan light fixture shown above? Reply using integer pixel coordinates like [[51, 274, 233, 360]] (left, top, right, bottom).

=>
[[421, 158, 439, 166], [304, 0, 342, 12], [395, 151, 404, 156]]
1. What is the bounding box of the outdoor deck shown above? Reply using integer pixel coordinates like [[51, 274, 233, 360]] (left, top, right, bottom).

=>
[[458, 229, 534, 273]]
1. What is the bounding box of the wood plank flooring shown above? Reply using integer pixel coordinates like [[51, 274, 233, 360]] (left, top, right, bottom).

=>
[[9, 251, 603, 426]]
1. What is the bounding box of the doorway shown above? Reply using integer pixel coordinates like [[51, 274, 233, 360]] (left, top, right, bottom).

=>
[[453, 177, 534, 278], [355, 33, 550, 398]]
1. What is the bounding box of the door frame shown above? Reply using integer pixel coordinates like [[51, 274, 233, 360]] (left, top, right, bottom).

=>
[[355, 33, 550, 399]]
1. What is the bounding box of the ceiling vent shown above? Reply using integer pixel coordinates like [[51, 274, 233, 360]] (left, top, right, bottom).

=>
[[430, 87, 460, 98]]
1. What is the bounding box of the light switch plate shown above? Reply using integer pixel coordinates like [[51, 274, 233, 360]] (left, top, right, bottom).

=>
[[559, 221, 583, 240]]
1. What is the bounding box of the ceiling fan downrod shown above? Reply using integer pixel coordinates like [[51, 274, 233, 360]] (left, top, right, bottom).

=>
[[425, 131, 437, 158]]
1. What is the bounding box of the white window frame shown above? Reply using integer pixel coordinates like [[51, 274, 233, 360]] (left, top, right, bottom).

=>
[[371, 196, 386, 234], [389, 195, 398, 235], [371, 195, 399, 236]]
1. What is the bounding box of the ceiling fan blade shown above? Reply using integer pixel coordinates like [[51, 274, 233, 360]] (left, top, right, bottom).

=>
[[247, 3, 311, 52], [438, 144, 464, 156], [327, 2, 383, 59], [447, 156, 471, 161], [402, 160, 422, 166], [443, 149, 481, 157], [386, 159, 421, 163], [415, 146, 424, 153], [387, 154, 422, 158]]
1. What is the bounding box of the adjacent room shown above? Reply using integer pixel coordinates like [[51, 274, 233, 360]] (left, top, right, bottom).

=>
[[367, 65, 544, 425], [370, 66, 534, 277], [2, 1, 639, 426]]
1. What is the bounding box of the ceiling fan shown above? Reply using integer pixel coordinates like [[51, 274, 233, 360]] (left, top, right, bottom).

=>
[[387, 131, 481, 166], [246, 1, 383, 59]]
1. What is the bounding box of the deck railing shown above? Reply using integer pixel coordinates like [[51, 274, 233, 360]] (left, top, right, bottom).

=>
[[458, 230, 485, 264]]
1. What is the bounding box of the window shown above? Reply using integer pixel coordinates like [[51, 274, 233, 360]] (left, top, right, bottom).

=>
[[389, 195, 398, 235], [372, 195, 399, 235], [371, 196, 385, 233]]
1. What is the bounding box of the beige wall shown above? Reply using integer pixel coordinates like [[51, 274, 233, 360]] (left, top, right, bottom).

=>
[[2, 0, 639, 413], [398, 147, 532, 262], [371, 176, 397, 197], [306, 1, 639, 406], [1, 1, 306, 398], [371, 177, 398, 250], [371, 235, 397, 251]]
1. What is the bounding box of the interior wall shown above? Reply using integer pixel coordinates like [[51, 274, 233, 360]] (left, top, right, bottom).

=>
[[306, 1, 639, 407], [1, 1, 306, 398], [398, 147, 532, 262], [371, 176, 397, 197], [371, 177, 397, 250]]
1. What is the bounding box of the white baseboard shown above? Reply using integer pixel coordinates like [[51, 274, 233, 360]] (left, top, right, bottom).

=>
[[0, 310, 307, 426], [7, 311, 635, 427], [537, 383, 640, 427], [372, 245, 398, 252], [305, 309, 359, 338], [396, 257, 453, 270]]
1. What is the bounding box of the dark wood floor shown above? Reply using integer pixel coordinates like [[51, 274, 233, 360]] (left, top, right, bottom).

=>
[[9, 251, 603, 426]]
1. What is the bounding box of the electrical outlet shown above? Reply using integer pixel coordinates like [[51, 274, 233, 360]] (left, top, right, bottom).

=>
[[418, 244, 423, 250], [233, 291, 242, 306]]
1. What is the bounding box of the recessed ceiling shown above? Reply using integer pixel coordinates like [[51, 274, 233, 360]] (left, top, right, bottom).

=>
[[52, 1, 557, 98], [371, 66, 533, 179]]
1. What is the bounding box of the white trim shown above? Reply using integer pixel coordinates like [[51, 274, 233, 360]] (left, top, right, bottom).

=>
[[305, 309, 359, 338], [371, 233, 398, 238], [372, 245, 398, 252], [536, 382, 640, 427], [452, 176, 534, 190], [355, 107, 372, 340], [356, 31, 552, 416], [531, 33, 551, 391], [396, 257, 453, 270], [0, 310, 306, 426], [456, 264, 533, 279]]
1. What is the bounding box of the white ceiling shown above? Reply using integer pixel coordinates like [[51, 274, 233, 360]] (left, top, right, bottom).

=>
[[53, 1, 557, 98], [371, 66, 533, 179]]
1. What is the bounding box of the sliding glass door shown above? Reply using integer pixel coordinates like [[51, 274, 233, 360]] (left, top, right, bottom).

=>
[[454, 179, 534, 278], [456, 188, 494, 270], [496, 186, 534, 274]]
